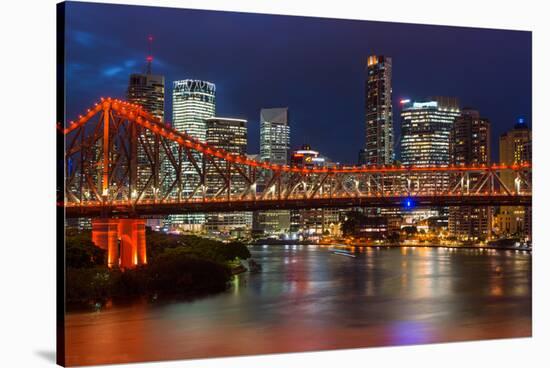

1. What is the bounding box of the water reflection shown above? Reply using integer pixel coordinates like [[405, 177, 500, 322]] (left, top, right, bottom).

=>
[[66, 246, 531, 366]]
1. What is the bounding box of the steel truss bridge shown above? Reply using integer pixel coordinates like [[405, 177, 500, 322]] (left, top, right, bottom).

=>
[[61, 98, 531, 218], [59, 98, 531, 268]]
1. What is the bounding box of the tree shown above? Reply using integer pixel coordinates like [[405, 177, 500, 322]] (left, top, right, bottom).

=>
[[66, 235, 106, 268]]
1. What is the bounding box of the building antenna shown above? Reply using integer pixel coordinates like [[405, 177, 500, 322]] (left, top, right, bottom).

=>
[[146, 35, 153, 74]]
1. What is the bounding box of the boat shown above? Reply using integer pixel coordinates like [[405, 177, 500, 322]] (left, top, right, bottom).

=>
[[330, 249, 357, 258]]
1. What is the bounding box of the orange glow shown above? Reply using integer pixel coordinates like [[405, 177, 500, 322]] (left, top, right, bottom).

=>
[[92, 218, 146, 269]]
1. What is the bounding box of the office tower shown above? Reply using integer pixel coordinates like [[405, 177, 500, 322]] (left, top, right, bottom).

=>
[[260, 108, 290, 164], [204, 117, 252, 236], [169, 79, 216, 231], [495, 118, 532, 240], [400, 97, 460, 221], [255, 107, 291, 236], [127, 65, 165, 190], [365, 55, 393, 165], [449, 109, 492, 241], [401, 97, 460, 166], [127, 74, 165, 121], [127, 51, 165, 229]]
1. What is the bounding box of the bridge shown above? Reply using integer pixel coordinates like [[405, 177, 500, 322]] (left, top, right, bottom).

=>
[[60, 98, 532, 268]]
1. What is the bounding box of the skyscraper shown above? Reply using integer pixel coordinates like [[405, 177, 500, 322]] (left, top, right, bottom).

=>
[[400, 97, 460, 221], [204, 117, 252, 235], [169, 79, 216, 231], [127, 74, 165, 121], [127, 52, 165, 229], [495, 118, 532, 240], [364, 55, 393, 165], [127, 66, 165, 191], [449, 109, 491, 240], [260, 108, 290, 165], [255, 107, 291, 235], [400, 97, 460, 166]]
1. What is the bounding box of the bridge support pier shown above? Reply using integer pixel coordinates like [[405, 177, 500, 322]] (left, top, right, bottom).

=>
[[91, 218, 147, 269]]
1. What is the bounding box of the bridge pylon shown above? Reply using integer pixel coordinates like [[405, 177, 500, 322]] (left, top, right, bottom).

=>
[[91, 218, 147, 269]]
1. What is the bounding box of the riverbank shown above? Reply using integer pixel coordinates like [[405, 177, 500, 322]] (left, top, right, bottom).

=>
[[65, 230, 252, 309], [333, 243, 531, 251], [248, 241, 531, 252]]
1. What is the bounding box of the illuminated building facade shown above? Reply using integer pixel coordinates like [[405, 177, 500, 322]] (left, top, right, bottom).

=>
[[204, 117, 252, 235], [255, 107, 291, 236], [400, 97, 460, 222], [365, 55, 393, 165], [449, 109, 492, 240], [169, 79, 216, 231], [290, 144, 326, 168], [127, 72, 165, 190], [260, 108, 290, 164], [400, 97, 460, 166], [496, 119, 532, 240], [289, 144, 339, 239], [127, 67, 165, 230]]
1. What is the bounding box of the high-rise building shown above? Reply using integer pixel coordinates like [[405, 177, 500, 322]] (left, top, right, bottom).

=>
[[127, 74, 165, 121], [255, 107, 291, 236], [260, 108, 290, 164], [365, 55, 393, 165], [127, 54, 165, 229], [127, 69, 165, 191], [204, 117, 252, 235], [400, 97, 460, 222], [495, 118, 532, 240], [400, 97, 460, 166], [449, 109, 492, 240], [169, 79, 216, 231]]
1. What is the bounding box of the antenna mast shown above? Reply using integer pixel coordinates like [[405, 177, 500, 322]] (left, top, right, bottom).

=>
[[146, 35, 153, 74]]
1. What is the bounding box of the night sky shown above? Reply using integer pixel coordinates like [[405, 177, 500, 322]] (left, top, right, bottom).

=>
[[64, 1, 531, 164]]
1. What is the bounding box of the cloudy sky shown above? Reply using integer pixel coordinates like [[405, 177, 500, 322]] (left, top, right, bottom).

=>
[[63, 2, 531, 163]]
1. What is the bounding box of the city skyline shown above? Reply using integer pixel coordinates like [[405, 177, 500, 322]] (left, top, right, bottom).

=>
[[65, 2, 531, 164]]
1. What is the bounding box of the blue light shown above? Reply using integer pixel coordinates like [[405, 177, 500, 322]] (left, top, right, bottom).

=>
[[403, 197, 415, 210], [518, 117, 525, 124]]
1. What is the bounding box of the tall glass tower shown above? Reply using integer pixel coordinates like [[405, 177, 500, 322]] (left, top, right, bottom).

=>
[[260, 108, 290, 165], [205, 117, 252, 235], [127, 72, 165, 191], [449, 109, 491, 241], [365, 55, 393, 165], [400, 97, 460, 221], [169, 79, 216, 231], [400, 97, 460, 166], [256, 107, 291, 235]]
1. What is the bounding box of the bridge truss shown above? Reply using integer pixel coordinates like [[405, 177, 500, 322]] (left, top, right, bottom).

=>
[[61, 98, 532, 218]]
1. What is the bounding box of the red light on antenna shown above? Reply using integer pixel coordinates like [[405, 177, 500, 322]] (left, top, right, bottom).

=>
[[146, 56, 153, 62], [148, 35, 153, 42]]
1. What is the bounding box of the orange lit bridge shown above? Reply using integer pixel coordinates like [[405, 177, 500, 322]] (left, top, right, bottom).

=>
[[60, 98, 532, 267]]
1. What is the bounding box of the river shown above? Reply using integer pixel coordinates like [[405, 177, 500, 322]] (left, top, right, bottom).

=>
[[65, 245, 532, 366]]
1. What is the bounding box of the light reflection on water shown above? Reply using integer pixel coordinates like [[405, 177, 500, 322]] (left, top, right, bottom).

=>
[[65, 245, 531, 366]]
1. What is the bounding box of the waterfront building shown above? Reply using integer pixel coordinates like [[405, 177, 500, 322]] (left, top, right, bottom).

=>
[[288, 144, 340, 239], [254, 108, 291, 236], [127, 56, 165, 229], [400, 97, 460, 221], [496, 118, 532, 240], [448, 109, 492, 241], [168, 79, 216, 231], [204, 117, 252, 236]]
